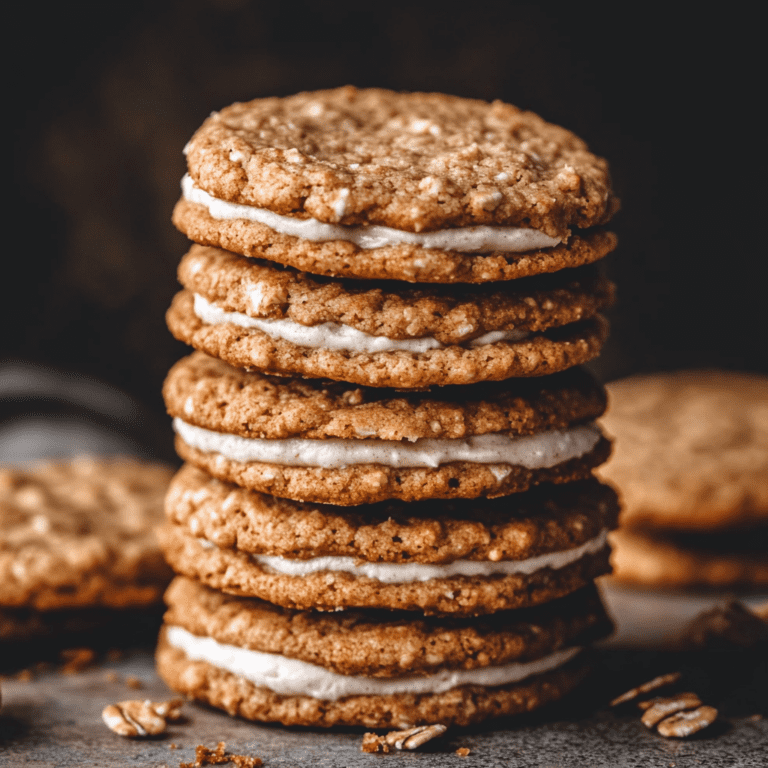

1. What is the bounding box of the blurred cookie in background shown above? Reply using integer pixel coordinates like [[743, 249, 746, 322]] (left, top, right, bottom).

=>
[[597, 370, 768, 589], [0, 456, 174, 664], [608, 527, 768, 590]]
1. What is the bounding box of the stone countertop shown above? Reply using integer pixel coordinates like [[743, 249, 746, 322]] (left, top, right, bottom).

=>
[[1, 647, 765, 768]]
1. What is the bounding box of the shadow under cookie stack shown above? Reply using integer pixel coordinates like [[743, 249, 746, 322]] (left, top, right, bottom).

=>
[[156, 87, 621, 729]]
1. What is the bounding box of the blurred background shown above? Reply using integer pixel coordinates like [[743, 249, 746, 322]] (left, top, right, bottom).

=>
[[6, 0, 766, 462]]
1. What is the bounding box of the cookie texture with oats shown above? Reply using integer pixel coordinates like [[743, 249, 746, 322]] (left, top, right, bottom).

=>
[[167, 246, 613, 387], [159, 522, 612, 614], [0, 457, 173, 611], [182, 87, 618, 237], [156, 633, 591, 728], [162, 577, 611, 676], [163, 352, 608, 441], [165, 466, 618, 565], [172, 436, 611, 506], [163, 353, 610, 504], [598, 370, 768, 531], [168, 291, 608, 389], [177, 246, 614, 344], [157, 577, 606, 726], [173, 199, 617, 283]]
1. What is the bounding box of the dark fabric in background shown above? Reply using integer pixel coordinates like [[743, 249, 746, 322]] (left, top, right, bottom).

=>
[[6, 1, 766, 459]]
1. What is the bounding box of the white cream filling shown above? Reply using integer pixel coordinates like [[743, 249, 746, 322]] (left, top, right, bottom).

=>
[[248, 530, 608, 582], [182, 174, 560, 253], [173, 418, 602, 470], [193, 293, 529, 354], [196, 529, 608, 583], [165, 625, 581, 699]]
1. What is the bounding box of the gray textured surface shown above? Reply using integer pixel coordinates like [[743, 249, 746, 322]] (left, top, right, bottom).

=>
[[1, 649, 765, 767]]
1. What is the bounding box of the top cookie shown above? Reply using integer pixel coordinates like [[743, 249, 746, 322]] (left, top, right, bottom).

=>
[[175, 88, 618, 283], [0, 456, 173, 611], [597, 370, 768, 531], [184, 87, 616, 237]]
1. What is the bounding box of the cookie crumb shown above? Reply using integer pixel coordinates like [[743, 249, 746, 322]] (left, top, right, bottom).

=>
[[229, 756, 262, 768], [180, 742, 262, 767], [456, 747, 471, 756], [610, 672, 682, 706], [104, 671, 121, 683], [361, 733, 390, 753], [60, 647, 95, 674], [181, 742, 226, 767], [170, 744, 179, 750], [15, 669, 34, 682], [125, 675, 143, 689]]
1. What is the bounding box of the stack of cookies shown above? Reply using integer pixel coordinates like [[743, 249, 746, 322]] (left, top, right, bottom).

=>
[[156, 87, 621, 728]]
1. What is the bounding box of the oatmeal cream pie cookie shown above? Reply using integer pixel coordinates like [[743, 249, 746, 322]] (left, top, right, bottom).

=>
[[156, 576, 612, 728], [168, 245, 613, 388], [160, 466, 618, 615], [173, 87, 618, 283], [0, 456, 173, 641], [164, 353, 611, 505]]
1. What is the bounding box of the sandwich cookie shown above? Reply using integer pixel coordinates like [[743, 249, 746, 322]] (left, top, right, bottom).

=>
[[156, 576, 612, 728], [160, 466, 619, 614], [164, 353, 611, 505], [167, 246, 613, 388], [173, 87, 618, 283], [0, 457, 173, 640]]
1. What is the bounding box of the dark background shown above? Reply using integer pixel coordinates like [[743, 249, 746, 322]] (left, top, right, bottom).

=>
[[6, 1, 766, 458]]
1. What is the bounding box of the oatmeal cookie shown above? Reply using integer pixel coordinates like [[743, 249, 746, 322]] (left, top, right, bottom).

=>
[[156, 577, 609, 727], [174, 87, 618, 283], [164, 354, 610, 504], [167, 246, 613, 387]]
